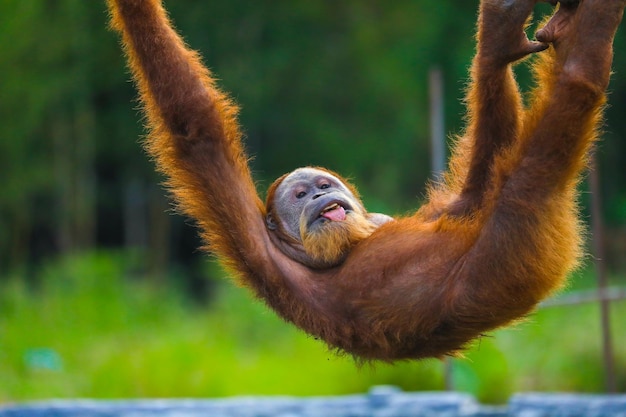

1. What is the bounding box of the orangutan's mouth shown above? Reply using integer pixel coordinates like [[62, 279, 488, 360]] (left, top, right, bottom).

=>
[[318, 202, 347, 222]]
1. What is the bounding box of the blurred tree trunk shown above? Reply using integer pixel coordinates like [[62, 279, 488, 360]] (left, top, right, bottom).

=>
[[123, 181, 171, 282], [72, 101, 97, 250], [49, 0, 98, 254], [124, 179, 148, 251], [53, 110, 73, 253], [6, 205, 32, 271], [148, 186, 171, 283], [70, 0, 97, 252]]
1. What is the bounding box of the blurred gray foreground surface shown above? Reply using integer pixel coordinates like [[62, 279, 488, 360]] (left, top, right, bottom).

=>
[[1, 386, 625, 417]]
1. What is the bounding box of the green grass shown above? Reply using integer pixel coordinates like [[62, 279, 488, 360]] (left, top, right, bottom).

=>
[[0, 251, 624, 403]]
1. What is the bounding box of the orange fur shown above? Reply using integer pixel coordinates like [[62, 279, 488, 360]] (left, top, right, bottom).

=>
[[108, 0, 624, 361], [301, 212, 379, 267]]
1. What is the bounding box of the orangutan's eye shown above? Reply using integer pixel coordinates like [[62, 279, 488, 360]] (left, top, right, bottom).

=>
[[296, 191, 307, 199], [320, 183, 330, 190]]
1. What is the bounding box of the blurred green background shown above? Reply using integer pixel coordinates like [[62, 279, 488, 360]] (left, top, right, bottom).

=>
[[1, 0, 626, 404]]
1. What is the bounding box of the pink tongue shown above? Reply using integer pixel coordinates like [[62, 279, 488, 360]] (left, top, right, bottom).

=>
[[322, 206, 346, 221]]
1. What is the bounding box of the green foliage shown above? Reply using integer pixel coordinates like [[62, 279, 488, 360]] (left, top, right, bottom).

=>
[[0, 252, 624, 402], [0, 252, 444, 400]]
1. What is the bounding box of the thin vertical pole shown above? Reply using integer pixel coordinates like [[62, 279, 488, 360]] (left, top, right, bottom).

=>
[[429, 66, 452, 390], [429, 67, 446, 181], [589, 157, 616, 393], [443, 358, 454, 391]]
